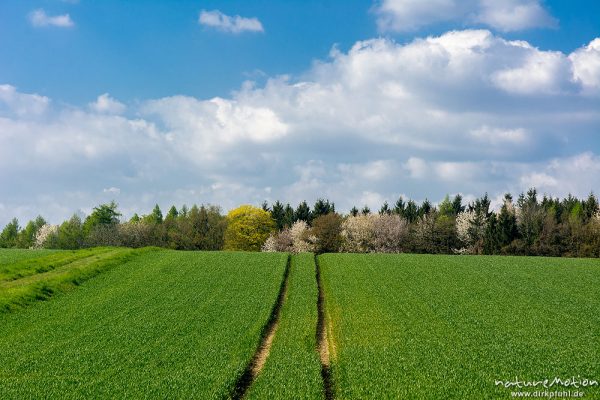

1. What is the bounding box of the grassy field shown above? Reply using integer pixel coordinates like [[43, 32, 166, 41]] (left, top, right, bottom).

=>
[[0, 248, 60, 264], [247, 253, 323, 400], [319, 253, 600, 399], [0, 247, 145, 312], [0, 250, 287, 399], [0, 247, 117, 281], [1, 249, 599, 399]]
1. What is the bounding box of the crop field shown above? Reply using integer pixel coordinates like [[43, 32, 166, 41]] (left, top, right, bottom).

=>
[[1, 248, 599, 399], [247, 253, 323, 400], [318, 253, 600, 399], [0, 250, 287, 399]]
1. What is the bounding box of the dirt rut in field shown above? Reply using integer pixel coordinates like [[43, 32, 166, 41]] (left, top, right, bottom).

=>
[[230, 255, 291, 400], [316, 255, 334, 400]]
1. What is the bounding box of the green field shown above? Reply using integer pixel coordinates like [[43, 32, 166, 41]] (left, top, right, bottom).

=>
[[319, 253, 600, 399], [0, 247, 144, 312], [0, 248, 60, 264], [247, 253, 323, 400], [0, 250, 287, 398], [1, 249, 599, 399]]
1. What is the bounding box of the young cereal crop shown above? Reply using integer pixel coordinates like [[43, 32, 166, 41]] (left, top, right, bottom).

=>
[[246, 253, 324, 400], [0, 250, 288, 399], [319, 253, 600, 399]]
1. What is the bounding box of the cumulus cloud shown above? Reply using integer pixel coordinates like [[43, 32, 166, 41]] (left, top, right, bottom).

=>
[[89, 93, 126, 114], [374, 0, 556, 32], [29, 9, 74, 28], [491, 49, 573, 95], [570, 38, 600, 93], [0, 84, 49, 117], [475, 0, 557, 32], [199, 10, 264, 34], [519, 153, 600, 197], [1, 30, 600, 226], [141, 95, 288, 165]]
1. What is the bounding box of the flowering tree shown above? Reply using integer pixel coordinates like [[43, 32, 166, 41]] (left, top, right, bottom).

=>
[[341, 215, 376, 252], [456, 210, 475, 244], [33, 224, 59, 249], [373, 214, 409, 253], [262, 220, 316, 253]]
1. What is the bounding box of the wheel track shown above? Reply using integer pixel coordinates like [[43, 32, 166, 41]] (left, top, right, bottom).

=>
[[230, 254, 291, 400], [315, 254, 335, 400]]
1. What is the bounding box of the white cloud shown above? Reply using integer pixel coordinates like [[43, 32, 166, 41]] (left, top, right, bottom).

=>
[[338, 160, 395, 182], [405, 157, 428, 179], [103, 187, 121, 195], [29, 9, 74, 28], [570, 38, 600, 93], [518, 153, 600, 197], [374, 0, 556, 32], [199, 10, 264, 34], [2, 30, 600, 225], [0, 84, 49, 117], [374, 0, 460, 32], [475, 0, 557, 32], [89, 93, 126, 114], [491, 49, 573, 94], [471, 125, 528, 144], [141, 95, 288, 165]]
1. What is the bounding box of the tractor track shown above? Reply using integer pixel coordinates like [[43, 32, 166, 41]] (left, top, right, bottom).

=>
[[230, 254, 291, 400], [315, 254, 334, 400]]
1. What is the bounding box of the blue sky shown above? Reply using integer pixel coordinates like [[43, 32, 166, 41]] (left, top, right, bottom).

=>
[[1, 0, 600, 225], [1, 0, 598, 103]]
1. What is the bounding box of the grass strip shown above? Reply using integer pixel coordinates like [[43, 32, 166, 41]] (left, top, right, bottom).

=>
[[0, 249, 60, 265], [0, 247, 115, 282], [0, 247, 155, 313]]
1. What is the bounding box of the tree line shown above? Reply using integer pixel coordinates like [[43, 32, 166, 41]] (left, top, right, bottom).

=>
[[1, 189, 599, 257]]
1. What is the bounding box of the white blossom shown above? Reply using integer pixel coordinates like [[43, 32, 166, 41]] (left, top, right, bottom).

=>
[[261, 220, 315, 253], [33, 224, 58, 249], [261, 234, 279, 252], [455, 210, 477, 244], [341, 214, 377, 252]]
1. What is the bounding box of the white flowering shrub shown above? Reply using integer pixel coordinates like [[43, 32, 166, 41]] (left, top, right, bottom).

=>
[[415, 213, 436, 248], [33, 224, 58, 249], [261, 220, 315, 253], [373, 214, 408, 253], [261, 234, 279, 252], [341, 214, 376, 252], [118, 222, 154, 248], [261, 228, 292, 252], [455, 210, 476, 244], [290, 221, 316, 253]]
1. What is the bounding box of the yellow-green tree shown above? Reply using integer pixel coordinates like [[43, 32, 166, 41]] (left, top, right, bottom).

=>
[[224, 205, 276, 251]]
